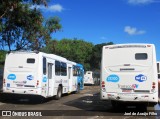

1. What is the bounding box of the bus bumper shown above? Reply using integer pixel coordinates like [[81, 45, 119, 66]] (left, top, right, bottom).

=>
[[2, 87, 40, 95], [101, 92, 158, 103]]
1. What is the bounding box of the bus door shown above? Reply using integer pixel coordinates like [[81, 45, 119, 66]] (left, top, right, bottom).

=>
[[47, 62, 54, 97], [68, 67, 72, 92]]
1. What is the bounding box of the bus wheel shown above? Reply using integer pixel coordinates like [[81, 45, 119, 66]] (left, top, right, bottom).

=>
[[55, 86, 62, 100], [111, 100, 124, 110], [111, 100, 118, 109], [147, 106, 154, 111], [146, 102, 156, 111]]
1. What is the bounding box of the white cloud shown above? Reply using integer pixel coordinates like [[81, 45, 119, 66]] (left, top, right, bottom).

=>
[[100, 36, 107, 40], [30, 4, 64, 12], [128, 0, 154, 5], [124, 26, 146, 35]]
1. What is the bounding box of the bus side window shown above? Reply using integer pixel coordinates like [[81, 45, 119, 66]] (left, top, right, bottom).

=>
[[61, 62, 67, 76], [77, 67, 80, 76], [43, 57, 46, 75], [48, 63, 53, 79], [73, 66, 77, 76], [80, 70, 83, 77], [55, 61, 60, 76]]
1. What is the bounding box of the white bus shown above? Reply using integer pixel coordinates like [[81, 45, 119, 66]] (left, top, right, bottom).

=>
[[100, 44, 158, 109], [84, 71, 100, 85], [2, 51, 84, 100], [84, 71, 94, 85]]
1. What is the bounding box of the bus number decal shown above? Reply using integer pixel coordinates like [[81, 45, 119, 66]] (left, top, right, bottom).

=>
[[106, 75, 119, 82], [135, 74, 147, 82], [7, 74, 16, 80]]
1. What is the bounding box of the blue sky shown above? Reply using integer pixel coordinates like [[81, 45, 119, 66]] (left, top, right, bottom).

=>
[[33, 0, 160, 60]]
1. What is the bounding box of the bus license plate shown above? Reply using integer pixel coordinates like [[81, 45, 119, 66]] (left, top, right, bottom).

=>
[[122, 89, 132, 92], [16, 84, 23, 87]]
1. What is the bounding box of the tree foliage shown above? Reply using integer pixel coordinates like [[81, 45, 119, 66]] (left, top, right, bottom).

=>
[[42, 38, 94, 70], [41, 38, 113, 71], [0, 1, 114, 70], [0, 50, 6, 66], [0, 0, 61, 51], [90, 42, 114, 70]]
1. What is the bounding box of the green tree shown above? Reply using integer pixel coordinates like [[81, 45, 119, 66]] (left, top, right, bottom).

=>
[[41, 39, 114, 70], [0, 0, 47, 19], [0, 0, 61, 51], [41, 38, 94, 70], [41, 39, 58, 53], [0, 50, 7, 66], [70, 39, 93, 70], [91, 42, 114, 71]]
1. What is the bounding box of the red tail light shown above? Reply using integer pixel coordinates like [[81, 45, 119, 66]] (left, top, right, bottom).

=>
[[152, 85, 155, 89], [101, 81, 105, 88], [37, 80, 39, 86], [3, 79, 5, 84], [152, 82, 156, 89]]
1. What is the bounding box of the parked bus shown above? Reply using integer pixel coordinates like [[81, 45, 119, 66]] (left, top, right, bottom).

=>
[[69, 61, 84, 92], [100, 44, 158, 109], [84, 71, 100, 85], [84, 71, 94, 85], [2, 51, 84, 100], [75, 63, 84, 90]]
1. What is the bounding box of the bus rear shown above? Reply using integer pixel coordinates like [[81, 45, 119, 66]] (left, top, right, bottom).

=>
[[3, 52, 41, 95], [84, 71, 94, 85], [100, 44, 158, 107]]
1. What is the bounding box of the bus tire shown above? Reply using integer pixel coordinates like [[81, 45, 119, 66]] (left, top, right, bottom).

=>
[[55, 86, 62, 100], [146, 103, 155, 111], [111, 100, 118, 109], [147, 106, 154, 111], [111, 100, 124, 110]]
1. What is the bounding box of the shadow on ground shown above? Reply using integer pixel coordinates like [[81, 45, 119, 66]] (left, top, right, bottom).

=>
[[0, 93, 71, 105], [63, 92, 149, 116]]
